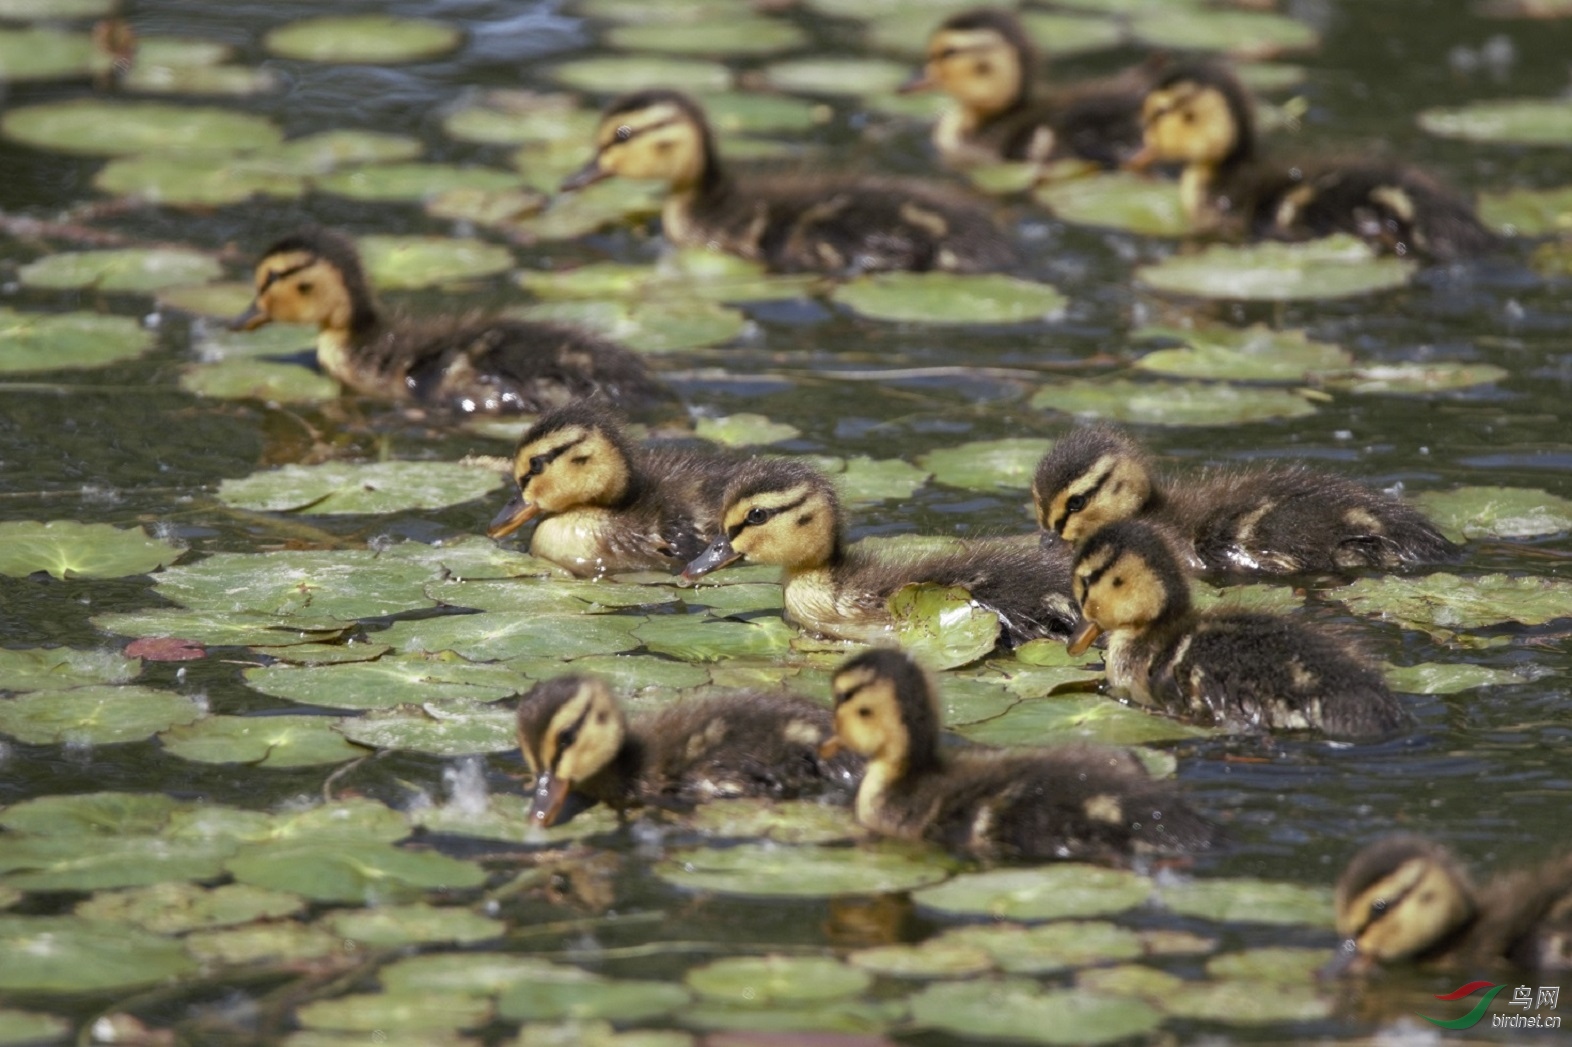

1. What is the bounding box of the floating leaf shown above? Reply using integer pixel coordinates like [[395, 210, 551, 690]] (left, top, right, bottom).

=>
[[919, 438, 1051, 491], [834, 455, 931, 503], [941, 920, 1146, 974], [2, 99, 282, 156], [955, 693, 1214, 747], [0, 792, 185, 836], [1136, 236, 1416, 301], [1129, 10, 1318, 55], [890, 583, 1001, 670], [0, 647, 139, 692], [656, 842, 953, 897], [356, 235, 515, 290], [703, 91, 828, 135], [518, 246, 815, 304], [323, 903, 503, 947], [511, 298, 746, 353], [1160, 877, 1334, 927], [497, 978, 691, 1024], [160, 714, 367, 767], [155, 549, 454, 620], [762, 57, 909, 96], [332, 700, 516, 756], [0, 833, 234, 891], [1207, 946, 1328, 984], [834, 272, 1067, 325], [1162, 979, 1332, 1023], [124, 61, 279, 96], [76, 882, 305, 933], [296, 992, 493, 1034], [913, 865, 1152, 920], [508, 652, 712, 691], [1479, 183, 1572, 236], [693, 414, 801, 447], [1035, 173, 1189, 237], [1417, 485, 1572, 540], [1419, 98, 1572, 145], [19, 248, 222, 294], [226, 841, 486, 904], [1333, 571, 1572, 637], [1030, 378, 1317, 426], [443, 91, 599, 146], [1132, 323, 1352, 381], [181, 358, 341, 403], [0, 308, 154, 374], [0, 0, 114, 16], [1385, 661, 1528, 694], [411, 793, 622, 845], [1076, 963, 1185, 999], [685, 955, 871, 1004], [94, 607, 350, 648], [379, 952, 597, 997], [632, 615, 796, 662], [0, 1009, 70, 1045], [684, 798, 856, 845], [0, 916, 196, 992], [218, 460, 504, 515], [0, 27, 92, 83], [606, 19, 806, 55], [0, 685, 202, 746], [263, 15, 462, 64], [96, 152, 303, 207], [383, 612, 642, 662], [909, 979, 1162, 1045], [276, 130, 426, 171], [1310, 362, 1508, 394], [549, 56, 731, 94], [246, 655, 524, 711], [428, 577, 670, 616], [317, 164, 521, 204], [848, 939, 997, 979]]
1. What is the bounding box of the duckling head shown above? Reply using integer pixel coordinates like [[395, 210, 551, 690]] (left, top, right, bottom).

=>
[[488, 403, 637, 539], [516, 675, 629, 828], [1068, 519, 1190, 655], [1330, 835, 1477, 972], [1130, 63, 1254, 172], [563, 89, 717, 194], [823, 648, 942, 776], [902, 8, 1035, 118], [1033, 426, 1155, 544], [682, 458, 843, 580], [231, 228, 377, 337]]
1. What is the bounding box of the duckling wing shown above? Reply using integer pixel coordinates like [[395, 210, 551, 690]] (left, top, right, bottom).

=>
[[1035, 80, 1148, 168], [637, 446, 740, 563], [1475, 854, 1572, 971]]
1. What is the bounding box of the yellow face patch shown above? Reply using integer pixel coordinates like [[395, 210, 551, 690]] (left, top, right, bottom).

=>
[[1141, 82, 1238, 167], [246, 251, 352, 330], [512, 425, 630, 514], [721, 482, 835, 570], [924, 27, 1022, 115], [590, 101, 707, 187]]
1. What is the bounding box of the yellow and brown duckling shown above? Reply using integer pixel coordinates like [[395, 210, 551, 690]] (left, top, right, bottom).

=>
[[487, 402, 740, 577], [1132, 62, 1497, 260], [903, 7, 1152, 169], [231, 228, 671, 414], [821, 648, 1216, 862], [681, 456, 1079, 646], [516, 674, 861, 827], [1034, 425, 1459, 577], [1331, 834, 1572, 973], [1069, 520, 1410, 739], [562, 89, 1018, 274]]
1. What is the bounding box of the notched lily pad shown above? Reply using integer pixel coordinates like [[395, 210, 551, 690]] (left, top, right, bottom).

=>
[[513, 298, 745, 353], [0, 27, 92, 83], [1030, 377, 1317, 426], [656, 842, 953, 897], [0, 833, 234, 892], [185, 922, 342, 966], [1137, 236, 1416, 301], [1035, 172, 1189, 237], [1419, 98, 1572, 145], [762, 56, 909, 96], [909, 979, 1162, 1045], [683, 798, 855, 845], [264, 15, 462, 65], [160, 714, 368, 767], [1129, 9, 1319, 56], [246, 654, 524, 711], [1133, 323, 1352, 381], [1310, 362, 1508, 395], [633, 614, 796, 663], [1162, 978, 1333, 1023], [955, 692, 1214, 747], [94, 607, 350, 649], [941, 920, 1145, 974], [920, 437, 1052, 491], [0, 685, 200, 746], [913, 864, 1152, 920], [226, 840, 487, 904], [218, 459, 504, 515], [332, 700, 517, 756], [1334, 571, 1572, 637], [2, 99, 282, 156], [1385, 661, 1528, 694], [0, 916, 196, 992], [382, 611, 642, 662], [1160, 877, 1334, 927], [0, 1008, 70, 1045], [1417, 485, 1572, 540], [19, 248, 222, 294], [890, 583, 1001, 670], [833, 272, 1067, 325], [0, 647, 139, 692], [155, 549, 456, 621]]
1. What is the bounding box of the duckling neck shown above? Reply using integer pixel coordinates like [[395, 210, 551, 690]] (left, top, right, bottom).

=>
[[663, 154, 733, 245], [575, 736, 645, 809], [315, 307, 388, 390]]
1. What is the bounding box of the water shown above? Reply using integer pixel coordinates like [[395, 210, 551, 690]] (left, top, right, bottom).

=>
[[0, 0, 1569, 1041]]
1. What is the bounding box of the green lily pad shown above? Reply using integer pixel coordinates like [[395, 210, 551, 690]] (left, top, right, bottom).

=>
[[2, 99, 282, 156], [94, 607, 350, 649], [1310, 362, 1509, 394], [226, 840, 486, 904], [680, 999, 906, 1035], [0, 308, 154, 374], [1419, 98, 1572, 145], [426, 186, 549, 229], [134, 38, 234, 67], [510, 653, 712, 692], [632, 614, 796, 662], [890, 583, 1002, 670], [160, 714, 368, 767], [955, 693, 1214, 747], [1129, 10, 1319, 55], [694, 414, 801, 447], [686, 955, 871, 1004], [428, 577, 670, 615], [762, 56, 910, 96], [0, 791, 185, 836], [848, 939, 997, 979], [1035, 172, 1190, 237], [0, 915, 196, 993], [316, 164, 521, 204], [1163, 979, 1333, 1023], [834, 272, 1067, 325], [1133, 323, 1353, 381], [942, 920, 1146, 974], [124, 61, 279, 96], [0, 1009, 70, 1046], [1076, 963, 1185, 999], [443, 91, 600, 146], [919, 438, 1052, 492], [1030, 378, 1318, 426], [1417, 485, 1572, 540], [181, 359, 341, 403], [19, 247, 222, 294], [96, 152, 305, 207], [1480, 183, 1572, 236], [1137, 234, 1417, 301], [872, 11, 1122, 57], [276, 129, 426, 171], [240, 799, 411, 847], [0, 647, 139, 692], [411, 793, 622, 845], [656, 842, 953, 897], [218, 460, 504, 515], [913, 864, 1152, 920], [0, 0, 113, 18], [512, 298, 745, 353], [549, 55, 731, 94], [910, 979, 1162, 1045], [383, 612, 642, 662], [498, 978, 691, 1024], [517, 247, 816, 304], [606, 18, 806, 55], [1160, 877, 1334, 927], [185, 923, 340, 967], [357, 234, 515, 290], [76, 882, 305, 933], [833, 455, 931, 503], [703, 91, 827, 135], [323, 903, 503, 947], [0, 685, 202, 746], [1385, 661, 1527, 694], [683, 798, 856, 844], [156, 549, 457, 620], [0, 27, 92, 83], [380, 952, 597, 997], [260, 643, 389, 667], [1334, 571, 1572, 637], [332, 700, 516, 756], [245, 655, 524, 711], [263, 15, 462, 64], [296, 992, 493, 1034], [0, 833, 234, 891], [1207, 946, 1327, 984]]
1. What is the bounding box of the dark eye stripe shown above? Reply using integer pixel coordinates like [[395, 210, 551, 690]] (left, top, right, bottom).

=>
[[727, 493, 808, 540], [1053, 468, 1112, 533], [550, 703, 594, 771], [832, 679, 872, 707], [1347, 878, 1418, 939], [258, 258, 317, 294], [1077, 556, 1117, 604], [521, 435, 587, 486], [607, 115, 677, 149]]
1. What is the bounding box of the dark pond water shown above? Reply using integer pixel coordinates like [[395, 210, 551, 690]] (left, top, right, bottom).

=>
[[1, 0, 1570, 1043]]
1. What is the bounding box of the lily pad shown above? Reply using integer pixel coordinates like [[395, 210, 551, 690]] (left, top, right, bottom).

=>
[[245, 655, 524, 711], [276, 130, 426, 171], [124, 61, 279, 96], [1207, 946, 1328, 984], [512, 298, 746, 353], [1030, 378, 1317, 426], [762, 56, 910, 96], [833, 272, 1067, 325], [379, 952, 597, 997], [1385, 661, 1527, 694], [0, 915, 196, 992], [94, 607, 351, 649], [356, 234, 515, 290], [0, 833, 234, 891], [1417, 485, 1572, 540], [155, 549, 457, 620], [218, 460, 504, 515], [1419, 98, 1572, 145], [1160, 877, 1334, 927], [655, 842, 952, 897], [0, 1009, 70, 1045], [411, 793, 622, 845], [1136, 236, 1417, 301], [0, 27, 92, 83], [632, 615, 796, 662], [909, 979, 1162, 1045], [323, 903, 503, 947], [1480, 183, 1572, 236], [0, 647, 139, 692], [1133, 323, 1353, 381], [694, 414, 801, 447], [1035, 172, 1189, 237], [296, 993, 493, 1034], [0, 792, 186, 836], [834, 455, 931, 503], [703, 91, 828, 135], [263, 15, 462, 64], [2, 99, 282, 156], [684, 798, 855, 844], [160, 714, 368, 767], [332, 700, 517, 756], [890, 583, 1002, 670], [1310, 362, 1508, 394], [920, 438, 1052, 492], [955, 693, 1214, 747], [498, 978, 691, 1024], [848, 939, 997, 979], [913, 864, 1152, 920], [76, 882, 305, 933], [316, 164, 521, 204], [518, 247, 816, 305], [383, 612, 642, 662], [181, 359, 340, 404], [0, 0, 113, 18], [0, 308, 154, 374], [1162, 979, 1333, 1023], [1333, 571, 1572, 637], [941, 920, 1146, 974], [185, 922, 342, 966], [96, 152, 304, 206], [19, 247, 222, 294], [685, 955, 871, 1004], [226, 840, 487, 904], [428, 577, 669, 616], [0, 685, 202, 746], [549, 55, 731, 94], [443, 91, 599, 146], [606, 19, 806, 55]]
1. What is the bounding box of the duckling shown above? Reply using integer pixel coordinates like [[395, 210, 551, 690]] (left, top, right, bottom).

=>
[[1069, 520, 1409, 739], [230, 228, 671, 414], [516, 674, 860, 827], [820, 648, 1215, 861], [1034, 425, 1459, 577], [561, 89, 1018, 274], [1131, 62, 1497, 260], [486, 401, 739, 577], [1331, 834, 1572, 973], [902, 7, 1151, 169], [681, 456, 1078, 646]]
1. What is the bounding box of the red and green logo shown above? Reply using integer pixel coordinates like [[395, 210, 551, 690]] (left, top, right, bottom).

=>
[[1421, 981, 1505, 1029]]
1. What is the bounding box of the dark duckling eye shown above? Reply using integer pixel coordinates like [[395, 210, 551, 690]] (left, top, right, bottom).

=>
[[857, 706, 873, 718], [745, 506, 770, 527], [1065, 493, 1089, 513], [615, 124, 634, 142], [527, 455, 548, 476], [297, 281, 314, 295]]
